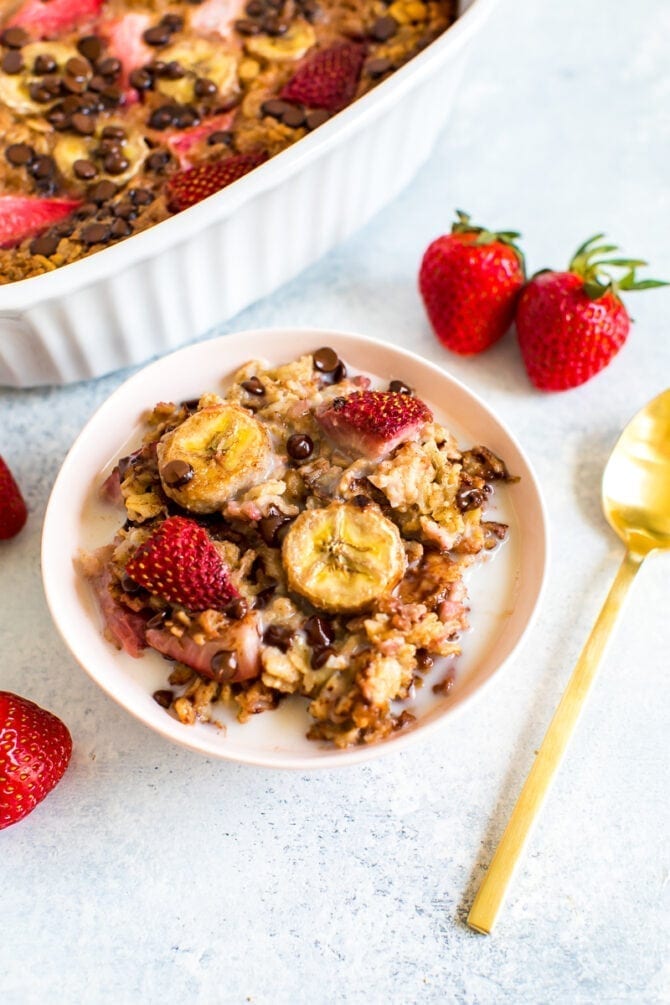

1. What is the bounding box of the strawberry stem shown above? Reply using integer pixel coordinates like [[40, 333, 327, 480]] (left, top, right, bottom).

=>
[[568, 234, 668, 300], [451, 210, 525, 275]]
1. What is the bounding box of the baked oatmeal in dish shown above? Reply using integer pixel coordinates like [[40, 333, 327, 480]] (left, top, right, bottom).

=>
[[78, 346, 515, 748], [0, 0, 456, 283]]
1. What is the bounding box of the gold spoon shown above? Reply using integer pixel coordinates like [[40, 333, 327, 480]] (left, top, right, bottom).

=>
[[467, 388, 670, 935]]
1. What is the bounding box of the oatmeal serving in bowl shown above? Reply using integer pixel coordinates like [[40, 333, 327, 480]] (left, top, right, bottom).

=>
[[42, 329, 547, 767]]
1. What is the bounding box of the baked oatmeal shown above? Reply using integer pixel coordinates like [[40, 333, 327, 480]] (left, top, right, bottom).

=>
[[0, 0, 457, 283], [79, 346, 515, 748]]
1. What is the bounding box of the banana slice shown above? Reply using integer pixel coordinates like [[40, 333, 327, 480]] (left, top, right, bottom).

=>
[[0, 42, 78, 115], [245, 22, 316, 63], [282, 502, 406, 614], [53, 122, 147, 188], [155, 40, 238, 103], [157, 404, 273, 513]]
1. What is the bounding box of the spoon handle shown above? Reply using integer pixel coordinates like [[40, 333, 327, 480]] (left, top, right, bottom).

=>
[[467, 549, 643, 935]]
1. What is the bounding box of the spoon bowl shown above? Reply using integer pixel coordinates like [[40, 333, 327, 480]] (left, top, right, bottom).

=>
[[602, 389, 670, 555]]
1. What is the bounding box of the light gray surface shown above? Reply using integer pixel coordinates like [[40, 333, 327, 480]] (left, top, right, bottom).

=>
[[2, 0, 669, 1002]]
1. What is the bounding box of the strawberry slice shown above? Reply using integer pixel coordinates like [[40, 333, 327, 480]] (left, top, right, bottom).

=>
[[100, 12, 153, 97], [190, 0, 246, 40], [167, 112, 235, 169], [165, 150, 268, 212], [281, 42, 366, 112], [315, 390, 433, 460], [0, 455, 27, 540], [124, 515, 239, 612], [6, 0, 103, 39], [0, 195, 80, 249], [0, 692, 72, 830]]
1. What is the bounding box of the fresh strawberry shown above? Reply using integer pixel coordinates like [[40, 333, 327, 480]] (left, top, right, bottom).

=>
[[0, 692, 72, 830], [167, 112, 235, 169], [166, 151, 268, 212], [6, 0, 103, 38], [99, 12, 153, 96], [190, 0, 246, 39], [419, 210, 526, 355], [516, 236, 667, 391], [0, 456, 28, 540], [0, 195, 80, 249], [281, 42, 366, 112], [315, 390, 432, 461], [124, 515, 239, 611]]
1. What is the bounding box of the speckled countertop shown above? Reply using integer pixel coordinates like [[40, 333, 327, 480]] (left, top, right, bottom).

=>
[[2, 0, 669, 1001]]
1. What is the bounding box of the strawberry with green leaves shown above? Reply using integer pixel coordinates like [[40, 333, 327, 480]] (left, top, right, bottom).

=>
[[0, 692, 72, 830], [419, 211, 526, 355], [516, 236, 667, 391]]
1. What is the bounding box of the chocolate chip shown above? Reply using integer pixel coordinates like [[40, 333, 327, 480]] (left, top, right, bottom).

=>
[[65, 56, 91, 81], [63, 74, 88, 94], [173, 105, 199, 128], [261, 98, 293, 119], [146, 149, 171, 171], [129, 187, 153, 205], [33, 53, 57, 74], [305, 108, 329, 130], [102, 125, 126, 141], [2, 50, 23, 74], [330, 361, 347, 383], [259, 512, 291, 546], [1, 27, 29, 48], [100, 85, 122, 107], [206, 129, 232, 146], [104, 152, 130, 175], [351, 494, 371, 508], [365, 57, 393, 78], [234, 19, 262, 35], [456, 487, 487, 512], [87, 74, 107, 93], [304, 615, 335, 647], [262, 18, 288, 35], [73, 158, 97, 179], [311, 645, 334, 669], [30, 155, 55, 179], [370, 15, 397, 40], [415, 648, 434, 671], [286, 433, 313, 461], [263, 625, 294, 651], [72, 112, 96, 135], [46, 106, 70, 129], [152, 689, 173, 708], [254, 584, 276, 609], [29, 233, 59, 257], [80, 222, 110, 245], [389, 379, 412, 394], [160, 13, 184, 32], [226, 597, 249, 620], [5, 142, 33, 166], [74, 202, 97, 219], [52, 220, 74, 238], [194, 76, 217, 97], [110, 218, 133, 238], [146, 611, 168, 629], [241, 376, 265, 396], [161, 459, 194, 488], [282, 105, 305, 128], [148, 105, 175, 130], [143, 24, 172, 46], [35, 178, 57, 196], [78, 35, 102, 62], [313, 346, 339, 372], [28, 82, 53, 103], [210, 649, 238, 682], [42, 73, 63, 96], [89, 179, 117, 203], [97, 56, 121, 79], [160, 60, 185, 80], [129, 67, 153, 91]]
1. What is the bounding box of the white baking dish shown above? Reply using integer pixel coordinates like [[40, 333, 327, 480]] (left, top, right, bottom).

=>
[[0, 0, 495, 387]]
